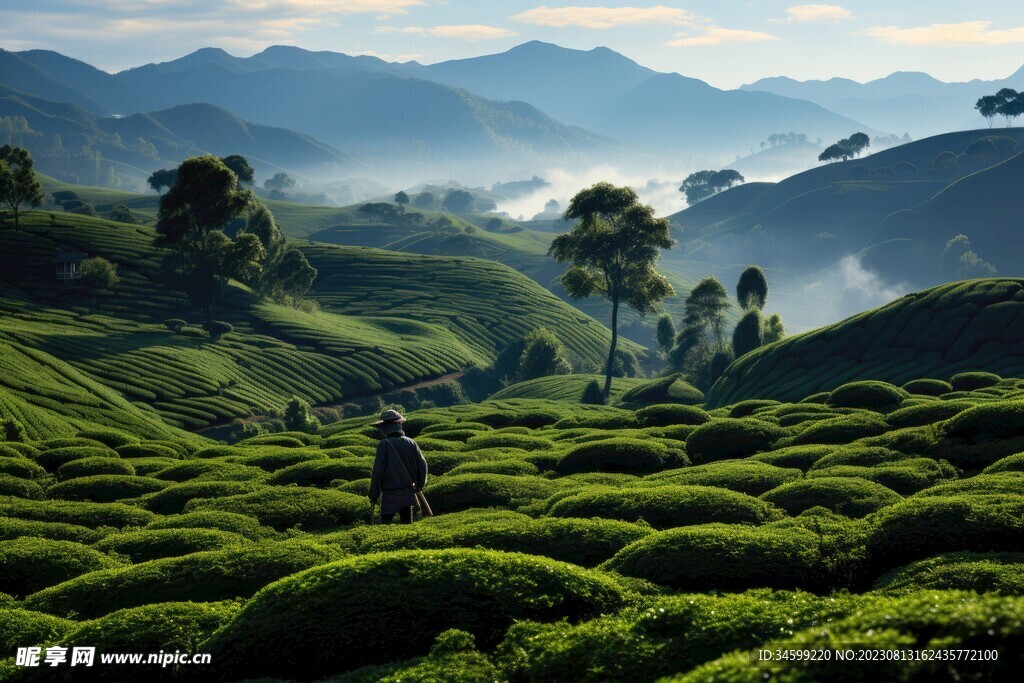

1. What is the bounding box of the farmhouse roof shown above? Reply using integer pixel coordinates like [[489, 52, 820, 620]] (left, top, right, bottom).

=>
[[52, 252, 88, 264]]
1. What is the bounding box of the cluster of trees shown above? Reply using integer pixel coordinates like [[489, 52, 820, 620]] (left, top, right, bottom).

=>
[[872, 133, 913, 149], [155, 155, 317, 315], [818, 133, 870, 163], [0, 146, 44, 229], [551, 182, 674, 397], [678, 169, 745, 205], [941, 234, 997, 280], [975, 89, 1024, 127], [148, 155, 255, 194], [659, 266, 785, 391], [760, 132, 811, 150]]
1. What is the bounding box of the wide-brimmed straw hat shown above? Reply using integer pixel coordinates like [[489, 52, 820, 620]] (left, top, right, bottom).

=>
[[371, 409, 407, 426]]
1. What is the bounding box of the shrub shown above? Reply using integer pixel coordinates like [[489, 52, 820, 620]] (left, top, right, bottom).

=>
[[885, 399, 974, 428], [495, 590, 864, 683], [333, 629, 499, 683], [874, 552, 1024, 594], [0, 538, 121, 597], [826, 381, 907, 412], [447, 460, 539, 477], [637, 461, 802, 496], [0, 517, 107, 544], [950, 371, 1001, 391], [727, 400, 780, 418], [47, 474, 169, 502], [685, 419, 784, 464], [425, 474, 561, 513], [56, 456, 136, 480], [808, 458, 957, 495], [75, 430, 138, 450], [24, 540, 341, 619], [581, 380, 605, 405], [636, 404, 709, 427], [116, 442, 183, 459], [203, 549, 627, 680], [0, 456, 46, 479], [203, 320, 234, 339], [2, 418, 28, 442], [30, 445, 118, 471], [554, 410, 639, 430], [149, 460, 265, 483], [464, 432, 553, 451], [0, 474, 43, 499], [548, 485, 780, 529], [95, 528, 250, 563], [809, 446, 908, 469], [781, 412, 890, 446], [283, 396, 320, 434], [164, 318, 187, 334], [618, 374, 704, 406], [64, 601, 242, 673], [751, 445, 834, 471], [266, 458, 373, 487], [186, 487, 367, 531], [985, 453, 1024, 474], [558, 438, 671, 475], [146, 511, 275, 540], [902, 378, 953, 396], [603, 524, 822, 591], [911, 472, 1024, 497], [867, 494, 1024, 569], [0, 498, 155, 528], [139, 480, 263, 515], [760, 477, 902, 518]]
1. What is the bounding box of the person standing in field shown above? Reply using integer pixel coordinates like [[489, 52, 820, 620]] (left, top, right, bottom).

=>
[[369, 409, 428, 524]]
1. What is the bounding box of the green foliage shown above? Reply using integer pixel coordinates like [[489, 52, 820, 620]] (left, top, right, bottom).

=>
[[0, 537, 121, 597], [581, 379, 605, 404], [731, 308, 763, 358], [950, 371, 1002, 391], [31, 445, 118, 471], [636, 403, 709, 427], [808, 458, 956, 495], [985, 452, 1024, 474], [556, 437, 671, 474], [885, 399, 974, 428], [425, 474, 561, 513], [637, 461, 802, 496], [781, 411, 890, 446], [266, 458, 371, 487], [517, 327, 572, 381], [95, 527, 249, 563], [0, 145, 44, 228], [0, 608, 75, 655], [761, 477, 902, 518], [282, 396, 319, 433], [549, 485, 780, 529], [25, 540, 341, 619], [0, 474, 43, 499], [0, 517, 107, 544], [186, 486, 367, 531], [736, 266, 768, 310], [902, 378, 953, 396], [47, 474, 168, 502], [140, 480, 263, 514], [204, 549, 627, 679], [57, 454, 136, 480], [826, 381, 908, 412], [0, 497, 155, 528], [81, 256, 120, 289], [685, 419, 784, 464], [875, 552, 1024, 594], [617, 373, 704, 407], [604, 523, 823, 591]]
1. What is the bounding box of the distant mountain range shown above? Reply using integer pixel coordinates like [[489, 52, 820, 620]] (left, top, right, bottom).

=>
[[742, 66, 1024, 138]]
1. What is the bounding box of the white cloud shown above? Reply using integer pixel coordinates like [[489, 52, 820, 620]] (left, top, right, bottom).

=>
[[780, 4, 852, 24], [665, 27, 779, 47], [229, 0, 425, 13], [859, 21, 1024, 46], [376, 24, 518, 40], [511, 5, 694, 30]]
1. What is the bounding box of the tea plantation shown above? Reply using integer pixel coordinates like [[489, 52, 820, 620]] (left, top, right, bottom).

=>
[[2, 365, 1024, 679]]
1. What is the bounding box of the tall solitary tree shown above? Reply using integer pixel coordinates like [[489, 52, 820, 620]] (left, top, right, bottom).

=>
[[686, 277, 730, 348], [156, 156, 264, 315], [551, 182, 674, 396], [732, 308, 764, 357], [975, 95, 1001, 127], [655, 312, 676, 360], [0, 146, 44, 229], [736, 265, 769, 310], [394, 191, 410, 206], [442, 189, 474, 214]]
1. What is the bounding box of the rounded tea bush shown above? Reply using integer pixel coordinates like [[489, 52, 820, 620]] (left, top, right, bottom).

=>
[[46, 474, 169, 502], [685, 419, 784, 464], [146, 511, 275, 540], [808, 458, 957, 495], [752, 445, 835, 471], [911, 472, 1024, 498], [186, 487, 368, 531], [826, 381, 907, 412], [149, 460, 266, 483], [115, 442, 183, 460], [76, 430, 138, 450], [0, 474, 43, 499], [465, 432, 554, 452], [94, 528, 250, 563], [782, 412, 890, 446], [139, 480, 263, 515], [548, 485, 780, 529], [885, 399, 975, 429], [727, 400, 781, 419], [950, 371, 1001, 391], [985, 453, 1024, 474], [447, 460, 539, 477], [809, 446, 909, 470], [635, 404, 709, 427], [867, 494, 1024, 569], [556, 438, 669, 475], [203, 549, 627, 680], [0, 538, 121, 597], [235, 448, 327, 472], [760, 477, 902, 518], [425, 474, 561, 513], [0, 456, 46, 479], [56, 456, 136, 480], [902, 378, 953, 396], [603, 523, 822, 591], [0, 608, 75, 655], [874, 552, 1024, 594], [266, 458, 373, 487], [636, 461, 802, 496], [31, 446, 118, 471], [24, 540, 342, 619], [0, 497, 155, 528], [0, 517, 108, 544]]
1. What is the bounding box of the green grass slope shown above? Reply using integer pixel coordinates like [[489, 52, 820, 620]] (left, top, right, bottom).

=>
[[706, 279, 1024, 406], [488, 375, 646, 402], [0, 211, 625, 434]]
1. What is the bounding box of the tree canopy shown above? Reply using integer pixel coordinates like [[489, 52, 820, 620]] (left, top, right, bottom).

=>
[[264, 173, 295, 192], [818, 133, 871, 163], [551, 181, 674, 396], [0, 146, 44, 229], [679, 169, 745, 205], [737, 265, 769, 310], [442, 189, 474, 214]]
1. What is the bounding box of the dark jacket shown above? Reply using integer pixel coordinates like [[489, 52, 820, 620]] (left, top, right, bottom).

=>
[[369, 432, 428, 503]]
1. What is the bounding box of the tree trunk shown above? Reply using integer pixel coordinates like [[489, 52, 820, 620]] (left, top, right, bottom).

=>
[[603, 296, 619, 398]]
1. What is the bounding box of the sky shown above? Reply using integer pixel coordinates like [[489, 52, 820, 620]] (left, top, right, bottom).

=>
[[1, 1, 1023, 88]]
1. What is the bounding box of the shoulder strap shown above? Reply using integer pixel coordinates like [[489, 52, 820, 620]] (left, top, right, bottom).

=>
[[384, 437, 417, 489]]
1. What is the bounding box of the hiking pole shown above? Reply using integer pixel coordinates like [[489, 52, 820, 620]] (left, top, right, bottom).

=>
[[414, 489, 433, 517]]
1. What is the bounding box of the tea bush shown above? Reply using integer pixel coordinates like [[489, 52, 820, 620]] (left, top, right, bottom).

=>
[[0, 537, 121, 597], [635, 461, 802, 496], [146, 511, 276, 540], [47, 474, 169, 502], [94, 527, 250, 562], [760, 477, 902, 518], [635, 404, 710, 427], [826, 381, 907, 412], [0, 497, 155, 528], [874, 552, 1024, 594], [425, 474, 562, 513], [556, 438, 670, 475], [686, 419, 784, 464], [56, 456, 136, 480], [186, 487, 368, 531]]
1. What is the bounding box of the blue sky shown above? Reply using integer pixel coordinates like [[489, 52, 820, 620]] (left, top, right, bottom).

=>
[[2, 1, 1023, 87]]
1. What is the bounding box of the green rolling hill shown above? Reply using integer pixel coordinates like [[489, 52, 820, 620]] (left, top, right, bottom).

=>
[[706, 279, 1024, 406], [0, 210, 629, 437]]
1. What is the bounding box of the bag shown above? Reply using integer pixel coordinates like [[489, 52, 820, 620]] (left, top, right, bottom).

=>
[[384, 438, 434, 516]]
